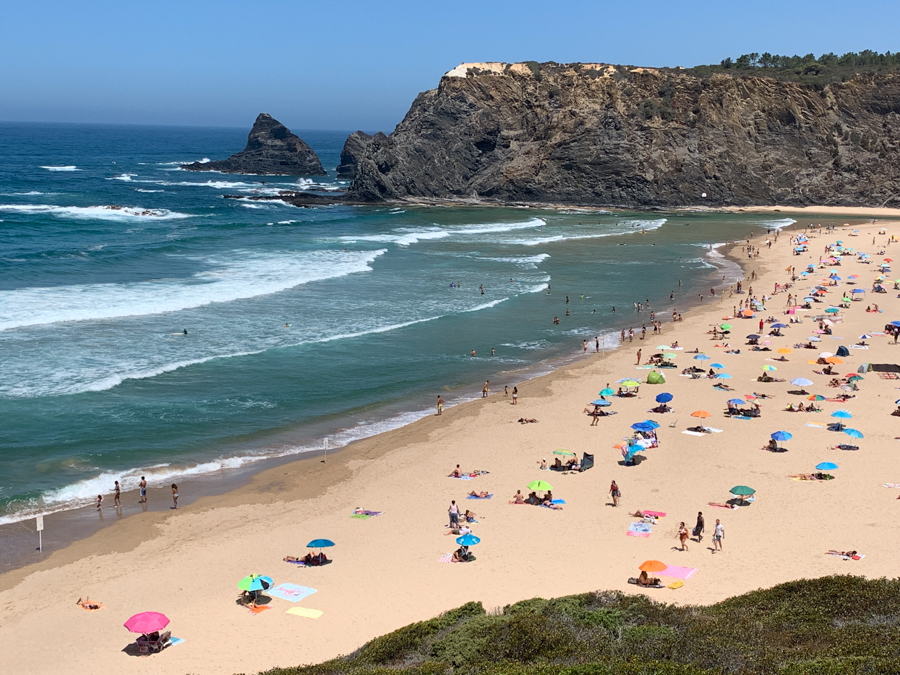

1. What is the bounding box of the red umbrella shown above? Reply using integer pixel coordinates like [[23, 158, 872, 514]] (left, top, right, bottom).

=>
[[124, 612, 169, 634]]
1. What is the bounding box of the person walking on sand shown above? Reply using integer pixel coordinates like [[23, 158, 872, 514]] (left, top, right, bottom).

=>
[[448, 500, 459, 527], [693, 511, 705, 542], [113, 480, 121, 508], [636, 349, 642, 365], [678, 522, 689, 551], [171, 483, 178, 509], [436, 395, 444, 416], [609, 480, 620, 507], [713, 519, 724, 553], [96, 494, 103, 510], [504, 385, 508, 397], [482, 380, 489, 398], [139, 476, 147, 503], [512, 386, 518, 405]]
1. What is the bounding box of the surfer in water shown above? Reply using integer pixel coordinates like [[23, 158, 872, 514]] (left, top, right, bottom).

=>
[[183, 329, 187, 335]]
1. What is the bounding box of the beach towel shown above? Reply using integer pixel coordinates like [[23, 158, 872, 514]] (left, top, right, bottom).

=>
[[706, 427, 723, 433], [169, 637, 185, 647], [248, 605, 272, 615], [667, 581, 684, 589], [438, 554, 453, 563], [466, 494, 493, 500], [642, 510, 667, 517], [626, 530, 650, 538], [850, 345, 869, 349], [351, 510, 383, 519], [540, 499, 566, 509], [884, 483, 900, 488], [682, 430, 707, 437], [269, 584, 317, 603], [731, 416, 753, 420], [286, 607, 323, 619], [804, 423, 825, 428], [628, 522, 653, 533], [285, 559, 307, 566], [449, 475, 473, 480], [660, 565, 698, 580], [827, 552, 866, 561]]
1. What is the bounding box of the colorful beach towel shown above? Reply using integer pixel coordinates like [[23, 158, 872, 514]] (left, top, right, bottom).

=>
[[642, 510, 667, 517], [169, 637, 185, 647], [627, 522, 652, 537], [804, 423, 825, 428], [466, 494, 493, 499], [660, 565, 698, 580], [438, 554, 453, 563], [682, 430, 708, 437], [285, 559, 307, 566], [248, 605, 272, 615], [351, 510, 383, 519], [884, 483, 900, 488], [626, 530, 650, 538], [286, 607, 323, 619], [269, 584, 317, 603]]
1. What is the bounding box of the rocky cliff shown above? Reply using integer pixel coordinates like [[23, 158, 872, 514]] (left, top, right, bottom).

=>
[[336, 131, 386, 179], [183, 113, 325, 175], [348, 62, 900, 207]]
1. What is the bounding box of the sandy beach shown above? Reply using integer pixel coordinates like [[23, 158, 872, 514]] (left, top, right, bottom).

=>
[[3, 215, 900, 675]]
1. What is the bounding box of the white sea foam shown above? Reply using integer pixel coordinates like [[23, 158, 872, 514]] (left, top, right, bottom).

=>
[[340, 229, 451, 246], [462, 298, 509, 312], [109, 173, 136, 181], [0, 191, 45, 196], [41, 165, 79, 171], [339, 218, 547, 247], [0, 204, 191, 221], [135, 189, 164, 193], [517, 219, 667, 246], [0, 248, 387, 331]]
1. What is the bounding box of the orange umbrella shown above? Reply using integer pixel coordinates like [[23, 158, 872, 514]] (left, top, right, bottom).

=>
[[741, 309, 754, 316], [639, 560, 667, 573], [777, 348, 792, 355], [691, 410, 711, 418], [825, 356, 844, 364]]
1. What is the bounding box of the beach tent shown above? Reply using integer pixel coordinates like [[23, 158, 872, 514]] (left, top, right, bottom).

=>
[[580, 453, 594, 472], [836, 345, 850, 357], [646, 370, 666, 385], [869, 363, 900, 373]]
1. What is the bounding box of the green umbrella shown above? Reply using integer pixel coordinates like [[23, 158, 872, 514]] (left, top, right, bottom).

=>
[[622, 380, 641, 387], [663, 353, 677, 359], [527, 480, 553, 491], [720, 323, 733, 330], [553, 449, 575, 456], [599, 388, 615, 396], [761, 365, 777, 371], [730, 485, 755, 496]]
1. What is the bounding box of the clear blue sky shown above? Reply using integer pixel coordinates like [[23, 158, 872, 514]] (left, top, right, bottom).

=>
[[2, 0, 898, 132]]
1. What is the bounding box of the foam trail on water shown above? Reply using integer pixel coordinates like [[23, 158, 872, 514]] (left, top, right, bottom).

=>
[[0, 204, 191, 221], [40, 165, 80, 171], [0, 249, 387, 331]]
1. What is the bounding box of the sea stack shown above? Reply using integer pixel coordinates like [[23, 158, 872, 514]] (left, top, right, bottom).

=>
[[336, 131, 385, 179], [182, 113, 325, 175]]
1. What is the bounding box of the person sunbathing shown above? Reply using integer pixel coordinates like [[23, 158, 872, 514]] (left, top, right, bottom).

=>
[[892, 406, 900, 417], [526, 491, 540, 505], [687, 425, 711, 433], [449, 464, 463, 477], [650, 404, 670, 413], [713, 382, 734, 391], [636, 570, 661, 586], [509, 490, 525, 504], [445, 524, 472, 536], [76, 597, 102, 610], [463, 509, 476, 521], [827, 549, 858, 557], [828, 378, 841, 388], [542, 497, 563, 510], [518, 418, 538, 424], [452, 546, 469, 562], [468, 490, 490, 498]]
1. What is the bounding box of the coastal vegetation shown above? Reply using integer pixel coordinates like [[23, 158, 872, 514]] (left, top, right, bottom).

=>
[[685, 50, 900, 85], [255, 576, 900, 675]]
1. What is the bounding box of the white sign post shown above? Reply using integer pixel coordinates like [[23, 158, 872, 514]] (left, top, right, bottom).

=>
[[36, 516, 44, 552]]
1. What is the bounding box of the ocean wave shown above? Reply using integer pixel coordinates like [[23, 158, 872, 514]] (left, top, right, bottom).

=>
[[0, 248, 388, 331], [339, 218, 547, 247], [0, 191, 46, 196], [109, 173, 137, 181], [462, 298, 509, 312], [40, 165, 80, 171], [0, 204, 192, 221], [340, 229, 450, 246], [135, 188, 164, 193], [517, 219, 667, 246]]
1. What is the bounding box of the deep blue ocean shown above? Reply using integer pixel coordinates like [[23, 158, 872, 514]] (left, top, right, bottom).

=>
[[0, 121, 796, 524]]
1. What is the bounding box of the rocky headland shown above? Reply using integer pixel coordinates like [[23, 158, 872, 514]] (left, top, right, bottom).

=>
[[182, 113, 325, 176], [336, 131, 386, 179], [346, 61, 900, 207]]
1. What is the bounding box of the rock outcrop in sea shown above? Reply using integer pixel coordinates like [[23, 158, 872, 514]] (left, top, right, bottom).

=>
[[336, 131, 386, 179], [182, 113, 325, 176], [348, 61, 900, 207]]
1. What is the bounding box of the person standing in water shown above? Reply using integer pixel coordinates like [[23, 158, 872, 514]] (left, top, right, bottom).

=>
[[171, 484, 179, 509], [436, 395, 444, 416], [113, 480, 121, 508], [183, 329, 187, 335], [482, 380, 490, 398], [139, 476, 147, 503]]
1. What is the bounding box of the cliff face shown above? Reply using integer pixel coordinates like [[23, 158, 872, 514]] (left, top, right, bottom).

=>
[[183, 113, 325, 176], [336, 131, 386, 179], [349, 62, 900, 207]]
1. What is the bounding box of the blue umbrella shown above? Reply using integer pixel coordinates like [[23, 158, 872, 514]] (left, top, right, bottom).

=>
[[831, 410, 852, 419], [238, 574, 274, 592], [791, 378, 813, 387], [843, 428, 864, 439], [771, 431, 792, 441], [655, 392, 673, 403], [746, 334, 760, 339], [591, 399, 612, 406], [599, 388, 615, 396], [693, 354, 710, 361], [715, 373, 732, 379], [710, 363, 725, 369], [631, 422, 655, 432], [456, 533, 481, 546], [803, 297, 816, 302], [641, 419, 661, 429], [307, 539, 335, 548], [816, 462, 838, 471], [831, 276, 842, 281], [890, 321, 900, 327], [727, 398, 745, 406], [852, 289, 865, 294], [771, 323, 787, 329]]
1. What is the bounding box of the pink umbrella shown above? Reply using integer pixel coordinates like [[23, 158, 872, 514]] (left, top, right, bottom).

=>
[[124, 612, 170, 634]]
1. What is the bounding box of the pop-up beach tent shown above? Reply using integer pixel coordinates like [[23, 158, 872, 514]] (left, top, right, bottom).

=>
[[646, 370, 666, 384]]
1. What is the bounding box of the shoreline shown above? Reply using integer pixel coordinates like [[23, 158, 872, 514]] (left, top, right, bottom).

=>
[[2, 212, 897, 675]]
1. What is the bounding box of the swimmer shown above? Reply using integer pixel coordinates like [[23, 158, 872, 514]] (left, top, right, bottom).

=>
[[183, 329, 187, 335]]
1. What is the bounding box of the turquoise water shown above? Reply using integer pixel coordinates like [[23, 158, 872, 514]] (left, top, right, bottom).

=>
[[0, 122, 794, 524]]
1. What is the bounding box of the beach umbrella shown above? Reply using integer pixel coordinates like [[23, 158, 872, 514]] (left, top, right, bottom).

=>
[[741, 309, 755, 317], [730, 485, 755, 496], [825, 307, 840, 314], [831, 410, 852, 419], [638, 560, 667, 573], [771, 431, 792, 441], [816, 462, 839, 471], [852, 288, 865, 294], [621, 380, 640, 387], [553, 449, 575, 456], [306, 539, 335, 549], [456, 533, 481, 546], [777, 348, 793, 354], [809, 336, 821, 342], [656, 345, 671, 350], [727, 398, 745, 406], [803, 297, 816, 302], [771, 323, 787, 329], [746, 334, 760, 340], [761, 365, 777, 371], [599, 388, 615, 396], [848, 275, 858, 279], [691, 410, 711, 418], [663, 353, 677, 359], [238, 574, 273, 592], [848, 375, 863, 382], [693, 354, 710, 361], [124, 612, 170, 634], [808, 394, 826, 401], [790, 378, 813, 387], [710, 363, 725, 369], [715, 373, 732, 379], [890, 321, 900, 327], [655, 392, 673, 403], [642, 419, 661, 429], [590, 399, 612, 406], [843, 429, 864, 439], [631, 422, 656, 432], [886, 258, 894, 263], [527, 480, 553, 491], [826, 357, 844, 364], [720, 323, 733, 330]]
